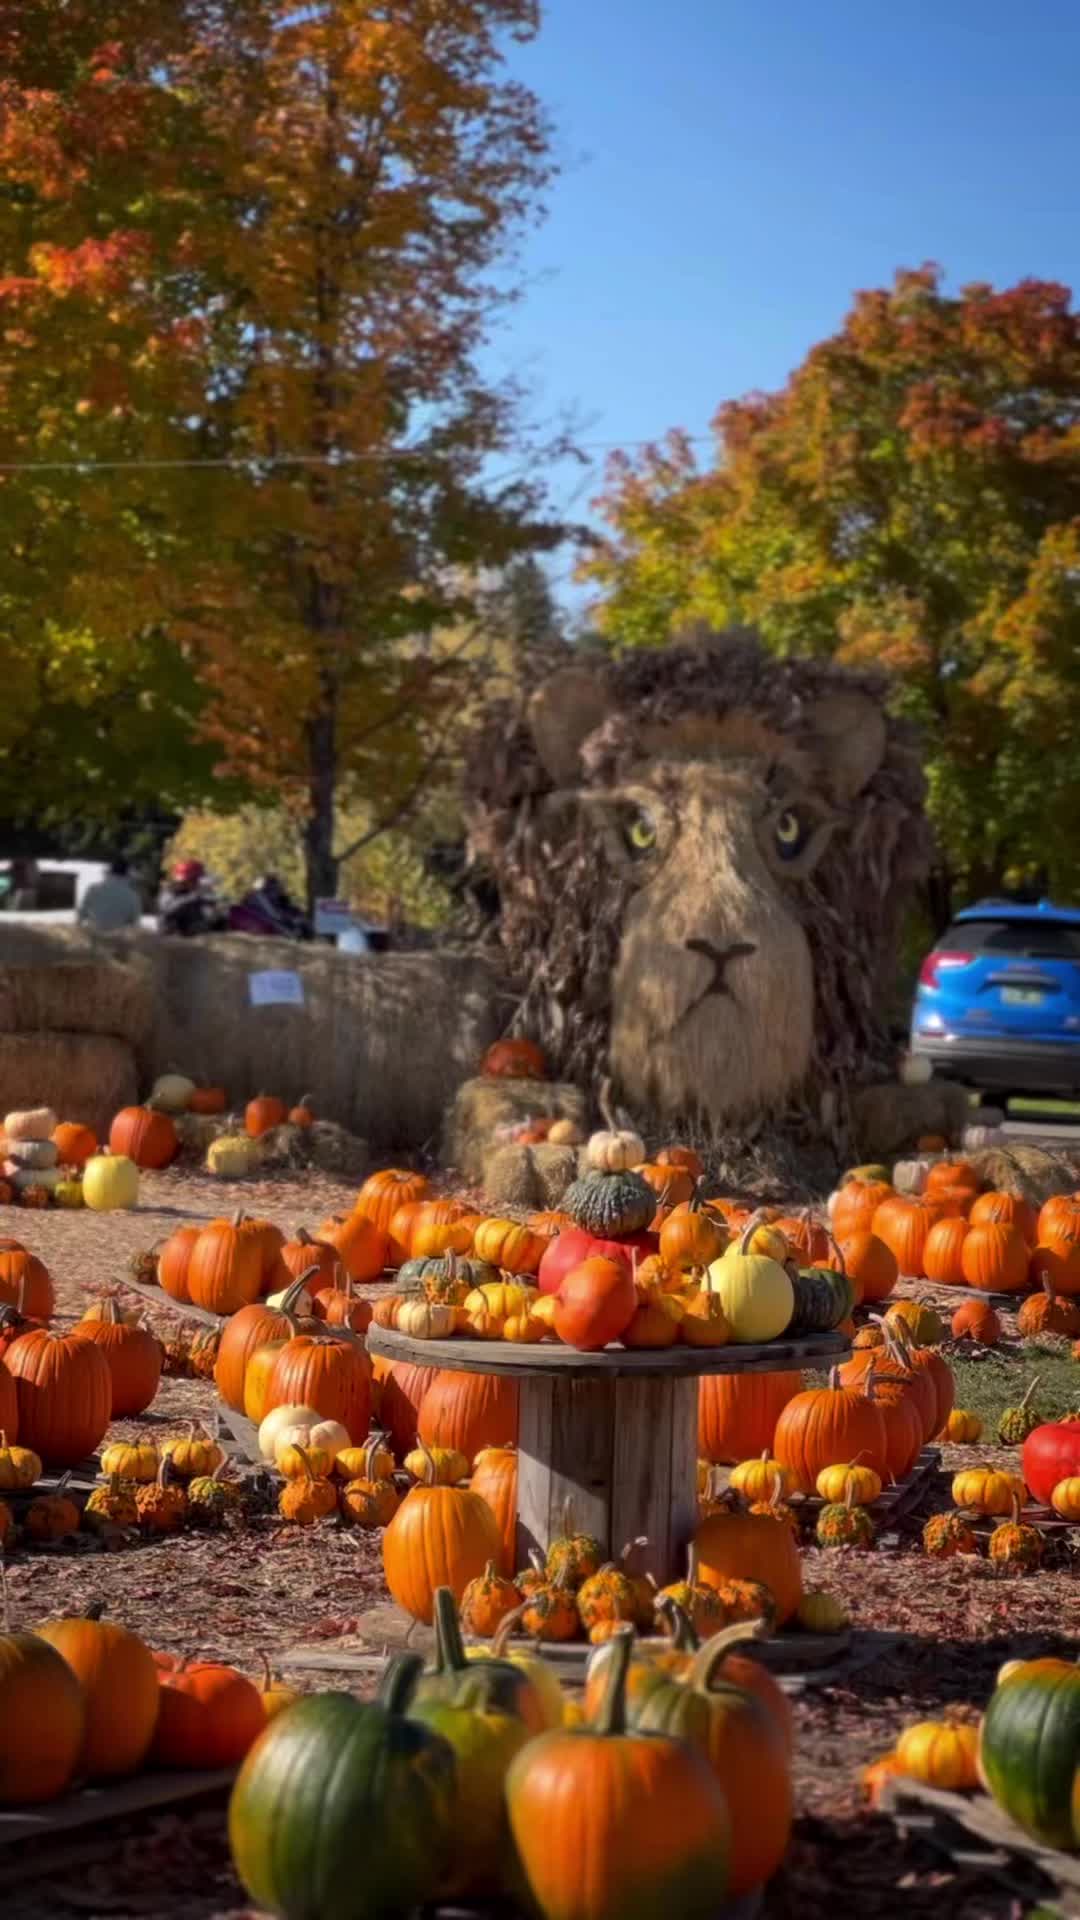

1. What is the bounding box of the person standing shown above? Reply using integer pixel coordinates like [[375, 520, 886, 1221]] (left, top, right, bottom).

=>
[[77, 858, 142, 932]]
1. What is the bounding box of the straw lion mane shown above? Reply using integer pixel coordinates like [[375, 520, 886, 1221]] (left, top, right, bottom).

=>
[[463, 627, 931, 1146]]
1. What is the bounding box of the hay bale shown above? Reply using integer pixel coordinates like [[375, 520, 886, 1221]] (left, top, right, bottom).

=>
[[0, 1033, 136, 1138], [444, 1076, 588, 1182], [968, 1143, 1080, 1205], [121, 932, 504, 1152], [173, 1111, 230, 1158], [850, 1080, 971, 1160], [0, 938, 152, 1044], [257, 1121, 368, 1178], [481, 1141, 579, 1209]]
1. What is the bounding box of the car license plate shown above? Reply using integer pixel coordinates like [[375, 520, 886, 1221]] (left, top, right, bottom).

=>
[[1001, 987, 1045, 1006]]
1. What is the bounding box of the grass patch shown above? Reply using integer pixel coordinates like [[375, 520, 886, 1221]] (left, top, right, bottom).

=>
[[949, 1343, 1078, 1432]]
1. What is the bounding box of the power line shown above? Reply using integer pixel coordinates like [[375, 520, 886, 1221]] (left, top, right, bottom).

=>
[[0, 435, 713, 477]]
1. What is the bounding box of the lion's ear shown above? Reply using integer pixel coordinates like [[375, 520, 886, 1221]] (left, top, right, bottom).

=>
[[527, 666, 614, 784], [802, 692, 887, 803]]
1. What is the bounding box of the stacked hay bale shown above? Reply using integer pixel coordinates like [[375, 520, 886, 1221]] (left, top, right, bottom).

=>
[[0, 927, 151, 1140], [443, 1074, 588, 1186]]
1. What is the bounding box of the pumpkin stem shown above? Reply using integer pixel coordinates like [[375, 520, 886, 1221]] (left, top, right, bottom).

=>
[[491, 1604, 527, 1655], [654, 1595, 700, 1652], [432, 1585, 468, 1673], [378, 1650, 425, 1713], [688, 1618, 770, 1691], [591, 1624, 634, 1735], [1018, 1374, 1042, 1412], [83, 1600, 106, 1621]]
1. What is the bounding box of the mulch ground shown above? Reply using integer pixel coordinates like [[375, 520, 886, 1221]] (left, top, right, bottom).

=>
[[4, 1167, 1078, 1919]]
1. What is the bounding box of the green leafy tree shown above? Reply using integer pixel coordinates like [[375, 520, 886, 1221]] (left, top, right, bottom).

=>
[[587, 266, 1080, 913]]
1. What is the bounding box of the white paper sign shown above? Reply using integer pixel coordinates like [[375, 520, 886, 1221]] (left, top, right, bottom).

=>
[[314, 897, 358, 937], [248, 969, 305, 1008]]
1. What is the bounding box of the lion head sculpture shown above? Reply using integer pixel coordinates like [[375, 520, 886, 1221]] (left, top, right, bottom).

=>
[[463, 627, 930, 1145]]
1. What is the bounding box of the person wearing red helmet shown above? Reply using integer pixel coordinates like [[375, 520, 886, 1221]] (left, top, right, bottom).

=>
[[157, 856, 221, 936]]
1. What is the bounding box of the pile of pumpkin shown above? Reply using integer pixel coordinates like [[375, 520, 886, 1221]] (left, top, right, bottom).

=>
[[922, 1405, 1080, 1566], [0, 1599, 294, 1809], [229, 1586, 796, 1912], [865, 1658, 1080, 1857], [0, 1107, 140, 1211], [0, 1421, 247, 1553], [832, 1162, 1080, 1328]]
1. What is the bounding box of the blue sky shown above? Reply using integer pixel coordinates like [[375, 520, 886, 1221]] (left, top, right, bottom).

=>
[[492, 0, 1080, 601]]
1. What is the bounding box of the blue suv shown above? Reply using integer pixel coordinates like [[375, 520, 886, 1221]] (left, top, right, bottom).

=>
[[910, 899, 1080, 1096]]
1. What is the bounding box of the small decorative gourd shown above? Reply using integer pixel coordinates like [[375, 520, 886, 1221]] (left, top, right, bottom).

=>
[[997, 1378, 1044, 1446], [83, 1474, 139, 1534], [922, 1510, 979, 1559], [278, 1450, 338, 1525], [815, 1486, 876, 1550], [987, 1496, 1043, 1572]]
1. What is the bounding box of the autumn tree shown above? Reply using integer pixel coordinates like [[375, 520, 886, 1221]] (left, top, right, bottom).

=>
[[586, 267, 1080, 914], [0, 1, 562, 902]]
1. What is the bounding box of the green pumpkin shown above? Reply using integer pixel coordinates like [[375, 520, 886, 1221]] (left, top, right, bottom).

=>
[[978, 1658, 1080, 1849], [404, 1587, 550, 1735], [408, 1670, 531, 1896], [228, 1678, 456, 1920], [397, 1254, 498, 1302], [562, 1169, 655, 1236], [786, 1265, 855, 1334]]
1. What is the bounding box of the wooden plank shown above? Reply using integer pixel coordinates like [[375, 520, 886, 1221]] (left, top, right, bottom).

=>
[[515, 1374, 554, 1570], [122, 1276, 225, 1330], [546, 1375, 615, 1554], [367, 1324, 851, 1378], [611, 1375, 697, 1582], [214, 1400, 262, 1465], [882, 1778, 1080, 1897], [0, 1769, 236, 1850]]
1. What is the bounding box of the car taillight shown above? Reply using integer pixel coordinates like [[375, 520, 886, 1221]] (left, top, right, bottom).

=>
[[919, 950, 973, 989]]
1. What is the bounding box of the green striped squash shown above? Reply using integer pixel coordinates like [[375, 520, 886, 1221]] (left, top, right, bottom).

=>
[[978, 1658, 1080, 1850]]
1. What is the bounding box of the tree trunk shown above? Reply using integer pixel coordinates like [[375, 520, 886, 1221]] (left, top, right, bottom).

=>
[[303, 691, 339, 912]]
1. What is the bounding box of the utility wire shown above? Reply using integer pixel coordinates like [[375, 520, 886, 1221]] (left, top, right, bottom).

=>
[[0, 435, 713, 476]]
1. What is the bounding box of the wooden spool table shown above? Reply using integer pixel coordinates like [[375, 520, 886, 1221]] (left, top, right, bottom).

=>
[[368, 1326, 851, 1583]]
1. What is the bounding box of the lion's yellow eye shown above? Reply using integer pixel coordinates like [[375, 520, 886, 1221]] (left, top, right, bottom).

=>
[[625, 811, 657, 853], [774, 808, 806, 857]]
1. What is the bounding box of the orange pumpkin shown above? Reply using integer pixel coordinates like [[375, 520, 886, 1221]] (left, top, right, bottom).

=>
[[0, 1247, 54, 1322], [960, 1222, 1028, 1294], [480, 1037, 547, 1080], [655, 1145, 706, 1178], [279, 1228, 343, 1294], [831, 1180, 894, 1242], [266, 1333, 373, 1444], [771, 1211, 831, 1262], [354, 1169, 430, 1262], [158, 1225, 201, 1304], [188, 1085, 227, 1115], [379, 1360, 440, 1462], [245, 1094, 288, 1137], [472, 1217, 548, 1276], [418, 1368, 519, 1464], [1037, 1193, 1080, 1243], [314, 1274, 373, 1335], [383, 1483, 503, 1622], [969, 1190, 1037, 1245], [51, 1121, 97, 1167], [1031, 1231, 1080, 1296], [315, 1213, 388, 1283], [925, 1159, 979, 1198], [3, 1328, 112, 1465], [698, 1370, 803, 1464], [187, 1213, 265, 1315], [37, 1614, 160, 1779], [694, 1506, 803, 1624], [835, 1231, 897, 1304], [773, 1370, 890, 1493], [213, 1278, 315, 1412], [406, 1199, 475, 1261], [921, 1216, 969, 1288], [659, 1198, 727, 1274], [288, 1094, 315, 1129], [872, 1196, 943, 1278], [554, 1257, 636, 1351], [76, 1300, 162, 1417], [108, 1105, 178, 1170], [469, 1443, 518, 1576], [950, 1297, 1002, 1345], [152, 1660, 265, 1767]]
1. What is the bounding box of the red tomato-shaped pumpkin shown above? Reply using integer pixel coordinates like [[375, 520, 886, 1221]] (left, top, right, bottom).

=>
[[1021, 1417, 1080, 1506], [537, 1227, 652, 1297], [553, 1257, 636, 1351]]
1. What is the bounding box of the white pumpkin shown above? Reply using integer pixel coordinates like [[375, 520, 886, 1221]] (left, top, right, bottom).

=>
[[586, 1127, 646, 1172], [207, 1133, 262, 1178], [5, 1139, 59, 1170], [275, 1416, 350, 1464], [892, 1156, 931, 1196], [150, 1072, 197, 1112], [10, 1165, 61, 1193], [258, 1403, 322, 1462], [963, 1124, 1007, 1150], [4, 1107, 58, 1142]]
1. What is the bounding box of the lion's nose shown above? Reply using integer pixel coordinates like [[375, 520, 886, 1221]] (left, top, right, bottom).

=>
[[683, 938, 757, 1000]]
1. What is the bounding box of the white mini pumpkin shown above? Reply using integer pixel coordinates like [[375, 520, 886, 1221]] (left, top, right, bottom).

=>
[[4, 1107, 58, 1142], [586, 1127, 646, 1172], [258, 1403, 322, 1463], [150, 1072, 197, 1112]]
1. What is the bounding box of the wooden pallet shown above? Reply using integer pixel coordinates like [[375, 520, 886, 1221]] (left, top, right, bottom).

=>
[[121, 1277, 225, 1329], [881, 1776, 1080, 1913], [415, 1896, 761, 1920], [0, 1769, 236, 1870], [213, 1401, 262, 1464]]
